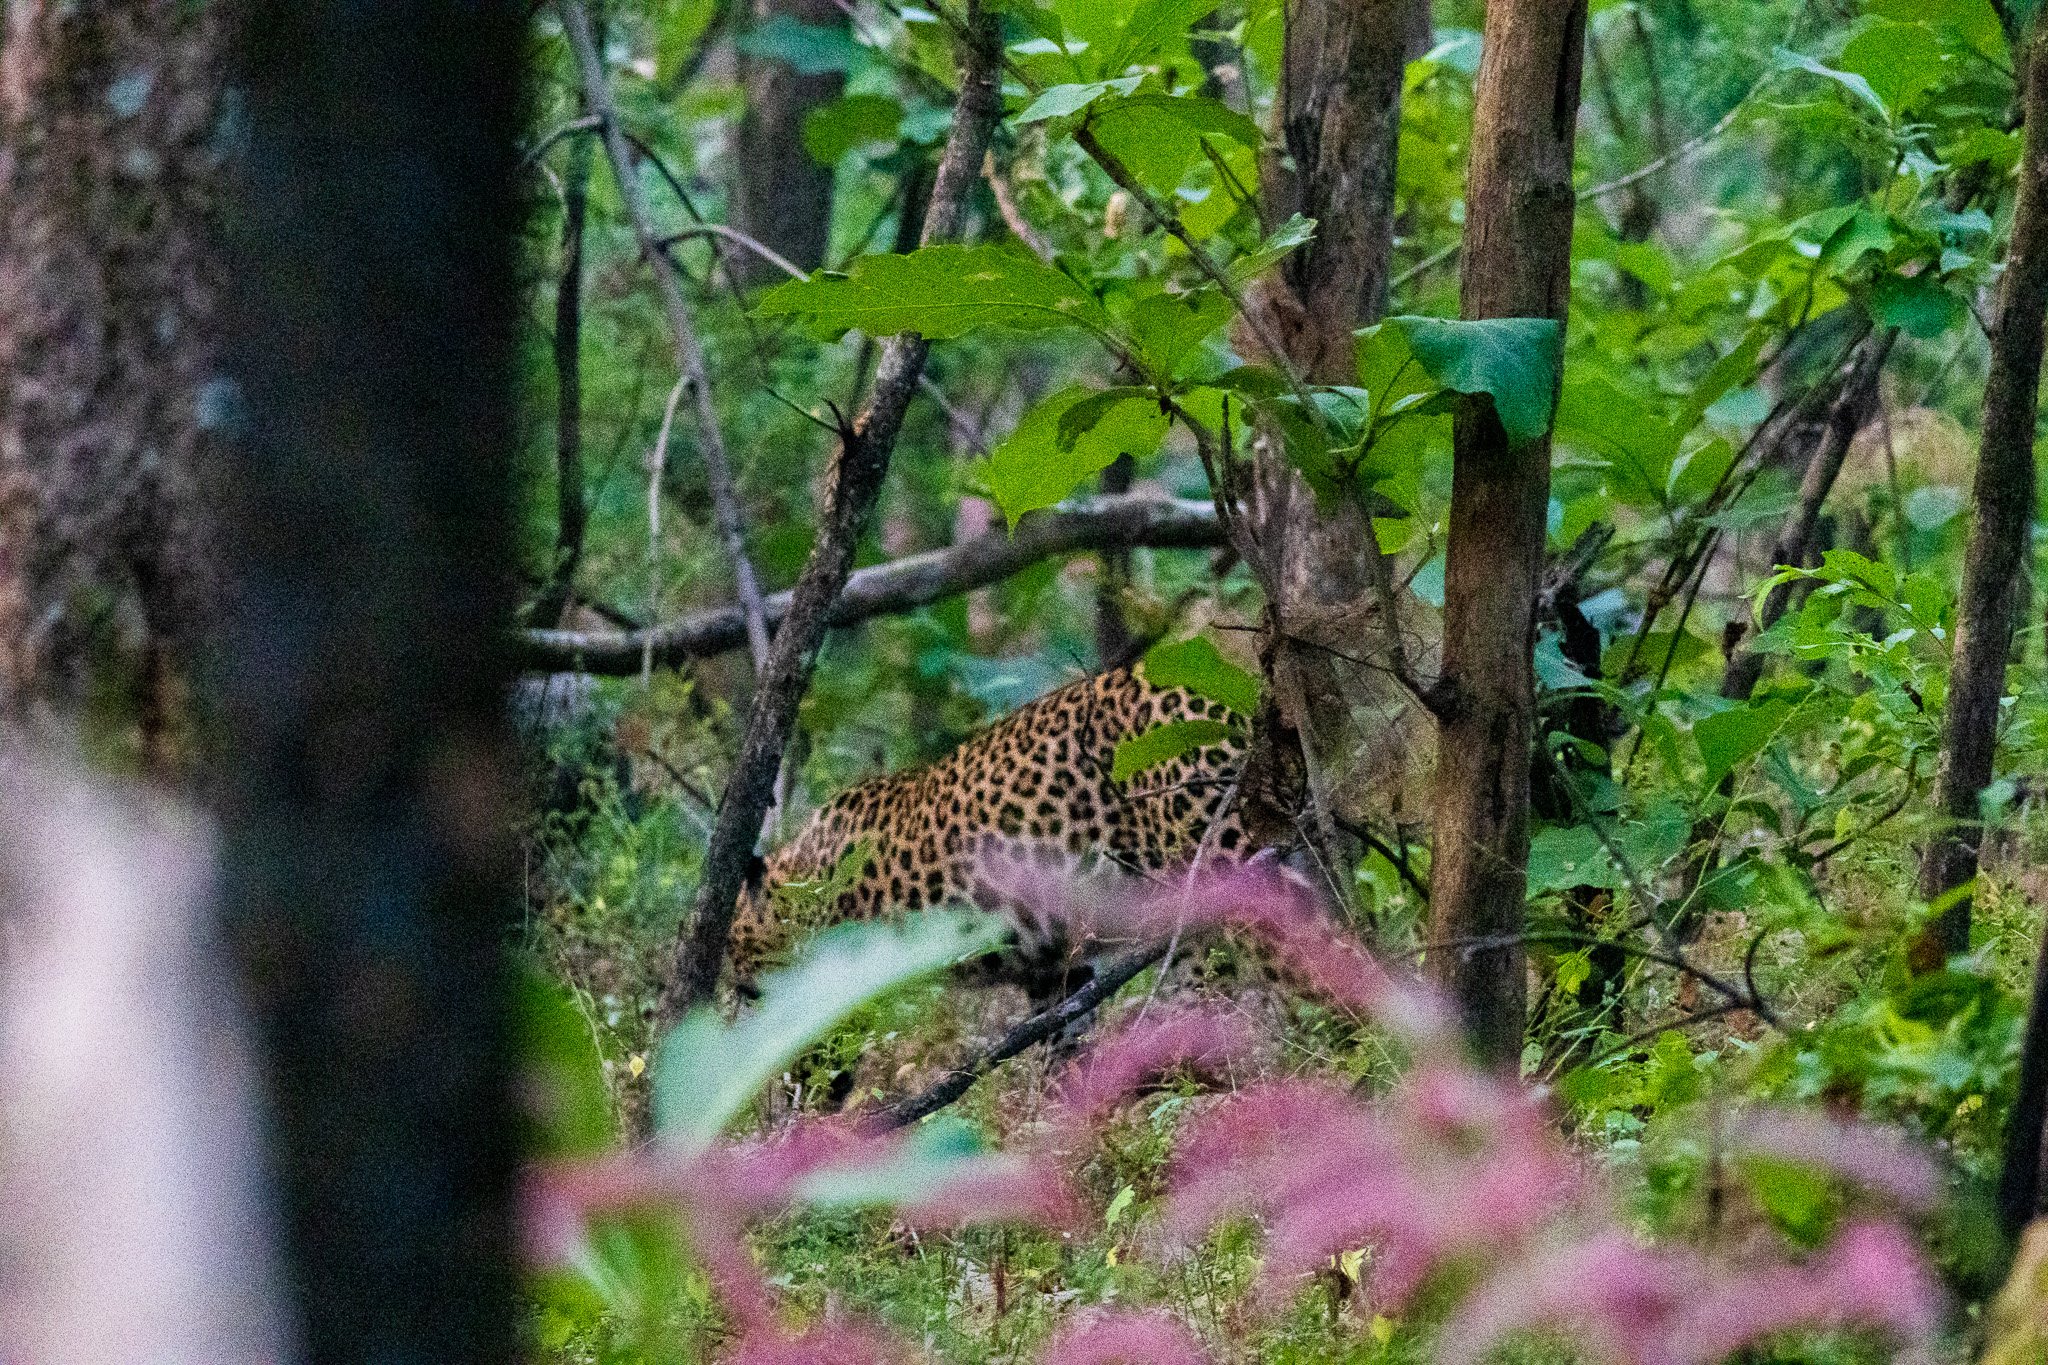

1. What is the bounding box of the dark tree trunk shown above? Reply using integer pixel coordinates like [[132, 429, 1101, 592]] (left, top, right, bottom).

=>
[[732, 0, 846, 282], [1918, 23, 2048, 969], [0, 0, 226, 772], [214, 4, 527, 1360], [1426, 0, 1587, 1068], [1095, 453, 1138, 667]]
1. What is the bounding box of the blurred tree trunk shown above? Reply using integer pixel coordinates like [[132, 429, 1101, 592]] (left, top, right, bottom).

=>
[[214, 4, 526, 1360], [1427, 0, 1587, 1067], [731, 0, 845, 282], [1243, 0, 1430, 862], [0, 0, 226, 773], [1920, 20, 2048, 969]]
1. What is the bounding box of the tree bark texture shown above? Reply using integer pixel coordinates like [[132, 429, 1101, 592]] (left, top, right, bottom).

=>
[[1427, 0, 1587, 1068], [0, 0, 225, 767], [670, 2, 1003, 1014], [1246, 0, 1432, 863], [215, 4, 526, 1360], [731, 0, 846, 282], [1918, 24, 2048, 968]]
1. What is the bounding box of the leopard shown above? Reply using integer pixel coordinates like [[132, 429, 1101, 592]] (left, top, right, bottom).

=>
[[726, 663, 1260, 1003]]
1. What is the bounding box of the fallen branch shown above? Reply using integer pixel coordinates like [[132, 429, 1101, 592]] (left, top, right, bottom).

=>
[[515, 494, 1224, 674], [878, 944, 1169, 1128]]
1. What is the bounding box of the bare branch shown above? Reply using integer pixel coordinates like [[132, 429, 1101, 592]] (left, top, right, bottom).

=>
[[517, 494, 1223, 673], [667, 1, 1007, 1016], [558, 0, 774, 674]]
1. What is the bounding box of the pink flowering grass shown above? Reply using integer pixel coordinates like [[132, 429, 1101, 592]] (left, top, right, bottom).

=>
[[524, 859, 1946, 1365]]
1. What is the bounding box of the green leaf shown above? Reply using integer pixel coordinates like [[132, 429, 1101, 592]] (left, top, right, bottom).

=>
[[1773, 46, 1889, 120], [1383, 315, 1563, 445], [1015, 76, 1141, 124], [1111, 718, 1236, 781], [1139, 635, 1259, 717], [1838, 19, 1948, 113], [791, 1117, 1013, 1208], [1227, 212, 1317, 287], [756, 244, 1112, 340], [1101, 0, 1215, 72], [517, 971, 619, 1159], [1871, 273, 1964, 339], [1123, 289, 1233, 380], [1085, 91, 1263, 195], [802, 93, 904, 164], [1868, 0, 2007, 61], [653, 909, 1007, 1151], [1528, 825, 1623, 893], [737, 15, 863, 74], [1695, 699, 1792, 788], [984, 386, 1168, 526]]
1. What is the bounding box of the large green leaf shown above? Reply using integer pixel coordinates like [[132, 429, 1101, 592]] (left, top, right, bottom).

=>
[[1774, 46, 1889, 121], [1380, 315, 1563, 445], [984, 386, 1169, 526], [1111, 718, 1237, 782], [756, 245, 1112, 341], [1085, 91, 1263, 196], [1100, 0, 1216, 73], [1139, 635, 1259, 717], [1122, 289, 1233, 381], [653, 910, 1007, 1152], [1838, 19, 1947, 113], [802, 93, 904, 163], [1695, 700, 1792, 789], [736, 15, 863, 74], [791, 1117, 1009, 1208]]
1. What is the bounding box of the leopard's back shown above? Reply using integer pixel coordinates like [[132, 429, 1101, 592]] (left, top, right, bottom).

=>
[[727, 664, 1252, 992]]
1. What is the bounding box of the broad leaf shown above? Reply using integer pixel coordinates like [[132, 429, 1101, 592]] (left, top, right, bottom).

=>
[[737, 15, 863, 74], [653, 910, 1007, 1151], [1111, 718, 1237, 782], [1227, 212, 1317, 287], [1085, 91, 1263, 196], [1015, 76, 1141, 124], [802, 93, 904, 163], [1140, 635, 1259, 717], [1838, 19, 1947, 113], [1381, 315, 1563, 445], [1774, 46, 1889, 121], [1696, 700, 1792, 789], [984, 386, 1168, 526], [1101, 0, 1215, 73], [757, 245, 1112, 341], [1122, 289, 1233, 381]]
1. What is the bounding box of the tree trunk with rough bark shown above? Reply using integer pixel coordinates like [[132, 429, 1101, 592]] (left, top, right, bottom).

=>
[[214, 4, 527, 1358], [0, 0, 226, 772], [1244, 0, 1431, 869], [1919, 23, 2048, 968], [1426, 0, 1587, 1068], [731, 0, 846, 282]]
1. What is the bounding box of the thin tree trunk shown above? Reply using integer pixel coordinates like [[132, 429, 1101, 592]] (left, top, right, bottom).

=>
[[731, 0, 845, 282], [1096, 454, 1138, 666], [1721, 330, 1894, 703], [214, 4, 526, 1358], [1919, 23, 2048, 968], [669, 2, 1003, 1015], [1426, 0, 1588, 1068], [537, 90, 593, 627], [0, 0, 225, 771]]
